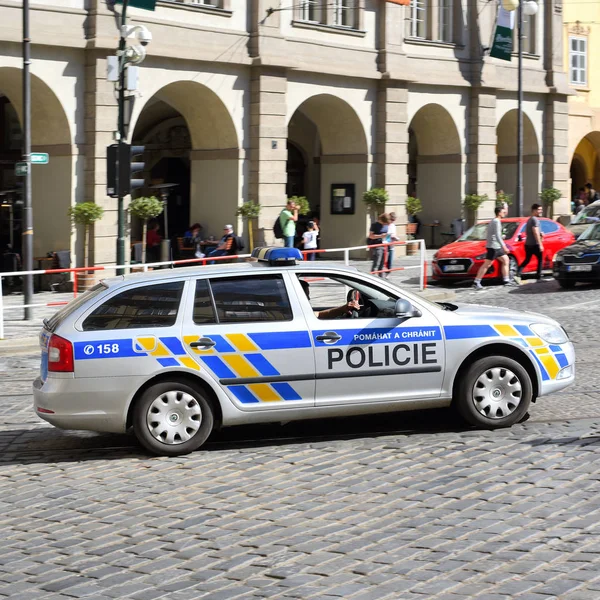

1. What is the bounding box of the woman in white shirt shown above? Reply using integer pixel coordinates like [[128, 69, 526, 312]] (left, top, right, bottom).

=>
[[302, 221, 319, 261]]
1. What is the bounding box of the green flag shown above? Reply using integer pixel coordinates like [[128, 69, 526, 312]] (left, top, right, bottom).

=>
[[115, 0, 157, 11], [490, 6, 514, 61]]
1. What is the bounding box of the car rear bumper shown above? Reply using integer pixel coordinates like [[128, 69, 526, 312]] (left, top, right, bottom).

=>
[[33, 375, 145, 433]]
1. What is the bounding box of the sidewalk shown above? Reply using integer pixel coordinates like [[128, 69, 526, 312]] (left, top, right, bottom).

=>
[[0, 250, 448, 353]]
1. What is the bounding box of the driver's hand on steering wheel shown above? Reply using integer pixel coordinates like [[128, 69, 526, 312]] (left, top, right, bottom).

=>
[[346, 299, 361, 313]]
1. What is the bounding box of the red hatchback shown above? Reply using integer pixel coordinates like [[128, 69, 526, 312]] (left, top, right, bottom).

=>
[[432, 217, 576, 282]]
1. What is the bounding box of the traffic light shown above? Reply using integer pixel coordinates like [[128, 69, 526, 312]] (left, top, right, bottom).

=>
[[106, 143, 145, 198]]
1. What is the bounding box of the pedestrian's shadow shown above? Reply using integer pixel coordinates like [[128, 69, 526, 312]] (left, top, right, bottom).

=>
[[523, 430, 600, 448]]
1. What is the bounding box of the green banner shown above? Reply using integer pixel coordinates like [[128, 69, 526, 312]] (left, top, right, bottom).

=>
[[490, 25, 513, 61], [115, 0, 157, 11]]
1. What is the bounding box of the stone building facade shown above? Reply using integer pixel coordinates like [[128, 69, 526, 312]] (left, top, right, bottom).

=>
[[0, 0, 570, 265]]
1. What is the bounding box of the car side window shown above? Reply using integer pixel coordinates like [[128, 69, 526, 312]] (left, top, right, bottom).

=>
[[540, 220, 559, 235], [297, 273, 398, 319], [209, 275, 292, 323], [193, 279, 217, 324], [82, 281, 184, 331]]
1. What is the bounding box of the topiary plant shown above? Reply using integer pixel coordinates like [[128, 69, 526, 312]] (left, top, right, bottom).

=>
[[496, 190, 513, 207], [363, 188, 389, 219], [405, 196, 422, 217], [68, 202, 104, 268], [539, 187, 562, 218], [236, 201, 262, 251], [288, 196, 311, 216], [463, 194, 489, 226], [129, 196, 164, 263]]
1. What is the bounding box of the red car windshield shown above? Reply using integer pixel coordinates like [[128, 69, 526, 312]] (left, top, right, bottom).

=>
[[459, 221, 519, 242]]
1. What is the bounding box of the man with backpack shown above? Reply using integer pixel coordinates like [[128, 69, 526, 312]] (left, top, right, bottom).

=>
[[276, 200, 298, 248]]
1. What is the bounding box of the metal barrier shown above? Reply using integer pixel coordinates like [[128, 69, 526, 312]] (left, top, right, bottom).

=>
[[0, 239, 426, 339]]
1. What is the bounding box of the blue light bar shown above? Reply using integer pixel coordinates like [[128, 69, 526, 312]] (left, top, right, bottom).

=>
[[252, 247, 303, 265]]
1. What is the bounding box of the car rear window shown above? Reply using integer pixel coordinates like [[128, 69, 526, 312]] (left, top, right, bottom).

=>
[[82, 281, 184, 331], [44, 283, 107, 333]]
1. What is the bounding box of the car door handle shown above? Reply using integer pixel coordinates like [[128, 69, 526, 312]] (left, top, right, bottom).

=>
[[316, 332, 342, 342], [189, 338, 216, 349]]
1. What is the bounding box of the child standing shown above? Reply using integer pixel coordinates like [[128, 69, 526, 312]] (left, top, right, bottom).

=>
[[302, 221, 319, 261]]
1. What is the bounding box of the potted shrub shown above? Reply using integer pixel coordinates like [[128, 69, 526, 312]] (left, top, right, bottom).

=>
[[236, 201, 261, 251], [68, 201, 104, 290], [405, 196, 422, 256], [463, 193, 489, 228], [540, 187, 562, 219], [362, 188, 389, 221], [496, 190, 513, 209], [288, 195, 311, 217], [129, 196, 164, 264]]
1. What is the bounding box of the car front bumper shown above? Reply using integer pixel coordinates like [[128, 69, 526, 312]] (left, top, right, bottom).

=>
[[537, 341, 576, 397], [553, 263, 600, 282]]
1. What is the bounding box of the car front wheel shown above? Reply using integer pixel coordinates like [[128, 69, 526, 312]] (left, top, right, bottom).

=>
[[558, 279, 576, 289], [133, 381, 214, 456], [456, 356, 532, 428]]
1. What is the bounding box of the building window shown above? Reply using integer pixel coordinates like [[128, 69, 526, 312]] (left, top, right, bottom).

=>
[[300, 0, 320, 22], [438, 0, 452, 42], [191, 0, 222, 7], [406, 0, 427, 39], [522, 13, 536, 54], [570, 36, 587, 85], [333, 0, 356, 27]]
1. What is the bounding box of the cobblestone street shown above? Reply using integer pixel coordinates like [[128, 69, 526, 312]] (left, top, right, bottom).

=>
[[1, 278, 600, 599]]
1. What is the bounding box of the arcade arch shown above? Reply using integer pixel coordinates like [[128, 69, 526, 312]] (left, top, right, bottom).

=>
[[407, 104, 462, 243], [287, 93, 369, 248], [570, 132, 600, 199]]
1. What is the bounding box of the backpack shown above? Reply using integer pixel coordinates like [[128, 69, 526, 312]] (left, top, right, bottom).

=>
[[234, 235, 245, 252], [273, 214, 284, 239]]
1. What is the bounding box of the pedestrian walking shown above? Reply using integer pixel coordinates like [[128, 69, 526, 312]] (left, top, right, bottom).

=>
[[516, 203, 544, 281], [302, 221, 319, 261], [279, 200, 299, 248], [368, 213, 389, 277], [385, 212, 399, 278], [472, 205, 517, 290]]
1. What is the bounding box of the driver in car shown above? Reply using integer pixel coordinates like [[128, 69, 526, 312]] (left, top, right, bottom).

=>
[[300, 280, 361, 319]]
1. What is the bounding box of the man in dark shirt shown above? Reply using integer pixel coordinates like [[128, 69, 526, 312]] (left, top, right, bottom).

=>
[[516, 203, 544, 281], [368, 213, 389, 277]]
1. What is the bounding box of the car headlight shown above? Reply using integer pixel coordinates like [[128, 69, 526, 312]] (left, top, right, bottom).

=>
[[475, 254, 487, 260], [530, 323, 569, 344], [554, 254, 564, 263]]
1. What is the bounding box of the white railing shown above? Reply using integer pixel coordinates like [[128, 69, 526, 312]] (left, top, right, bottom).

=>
[[0, 239, 427, 339]]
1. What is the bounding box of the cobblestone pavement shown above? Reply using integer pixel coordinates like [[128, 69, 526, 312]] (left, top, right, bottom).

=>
[[2, 274, 600, 599]]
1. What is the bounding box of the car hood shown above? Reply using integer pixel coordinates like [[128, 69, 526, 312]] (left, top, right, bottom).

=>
[[556, 239, 600, 256], [436, 240, 486, 257], [446, 303, 558, 326]]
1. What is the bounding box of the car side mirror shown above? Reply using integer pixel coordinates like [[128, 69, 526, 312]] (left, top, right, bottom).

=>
[[395, 299, 421, 319], [517, 234, 524, 242]]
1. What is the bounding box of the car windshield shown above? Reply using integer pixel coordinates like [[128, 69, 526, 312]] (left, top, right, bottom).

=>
[[578, 223, 600, 241], [459, 221, 519, 242], [572, 202, 600, 224]]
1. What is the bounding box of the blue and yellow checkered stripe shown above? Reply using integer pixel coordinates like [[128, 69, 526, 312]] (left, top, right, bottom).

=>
[[444, 324, 569, 381], [182, 332, 305, 404]]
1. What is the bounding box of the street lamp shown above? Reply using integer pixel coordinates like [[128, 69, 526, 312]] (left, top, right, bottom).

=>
[[515, 0, 539, 216]]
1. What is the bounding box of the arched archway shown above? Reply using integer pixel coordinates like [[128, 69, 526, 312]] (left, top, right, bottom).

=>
[[407, 104, 462, 243], [496, 110, 540, 215], [131, 81, 240, 246], [287, 94, 369, 248], [0, 68, 73, 259], [570, 132, 600, 199]]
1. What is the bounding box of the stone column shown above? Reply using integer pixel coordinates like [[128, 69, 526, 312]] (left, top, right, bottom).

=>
[[375, 80, 408, 235], [248, 67, 288, 246], [543, 95, 571, 216], [466, 89, 497, 220], [84, 52, 119, 266]]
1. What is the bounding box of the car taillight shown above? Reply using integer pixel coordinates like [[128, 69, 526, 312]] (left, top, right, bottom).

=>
[[48, 334, 74, 372]]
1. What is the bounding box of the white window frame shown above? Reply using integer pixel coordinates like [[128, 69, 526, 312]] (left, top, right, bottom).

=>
[[193, 0, 222, 6], [438, 0, 452, 42], [406, 0, 427, 39], [569, 35, 587, 86], [300, 0, 320, 22], [333, 0, 356, 28]]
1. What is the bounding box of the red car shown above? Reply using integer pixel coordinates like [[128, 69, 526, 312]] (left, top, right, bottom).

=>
[[432, 217, 576, 282]]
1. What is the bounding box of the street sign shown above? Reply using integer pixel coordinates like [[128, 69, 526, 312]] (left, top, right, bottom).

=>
[[31, 152, 49, 164], [15, 162, 28, 176]]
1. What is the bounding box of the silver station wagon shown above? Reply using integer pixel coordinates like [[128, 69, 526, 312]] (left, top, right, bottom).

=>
[[34, 247, 575, 456]]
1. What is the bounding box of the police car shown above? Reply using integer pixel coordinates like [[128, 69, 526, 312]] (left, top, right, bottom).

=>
[[34, 247, 575, 456]]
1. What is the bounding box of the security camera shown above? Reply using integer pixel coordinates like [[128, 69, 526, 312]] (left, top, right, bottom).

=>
[[121, 24, 153, 47]]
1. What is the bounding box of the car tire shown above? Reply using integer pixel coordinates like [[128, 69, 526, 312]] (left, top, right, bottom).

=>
[[558, 279, 576, 289], [133, 381, 214, 456], [455, 356, 532, 428]]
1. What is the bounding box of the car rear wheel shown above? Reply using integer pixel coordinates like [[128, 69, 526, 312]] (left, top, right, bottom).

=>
[[455, 356, 532, 428], [558, 279, 576, 289], [133, 381, 214, 456]]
